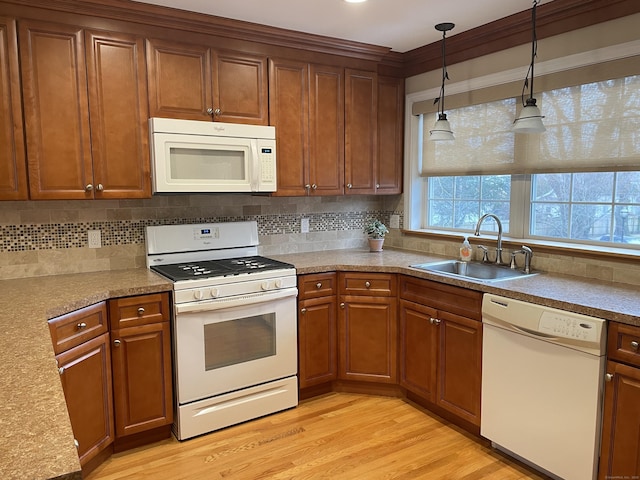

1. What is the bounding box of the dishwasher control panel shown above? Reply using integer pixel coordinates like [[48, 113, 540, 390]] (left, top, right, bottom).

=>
[[539, 312, 599, 342]]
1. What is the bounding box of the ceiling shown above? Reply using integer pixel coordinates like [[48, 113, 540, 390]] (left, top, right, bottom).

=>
[[131, 0, 544, 53]]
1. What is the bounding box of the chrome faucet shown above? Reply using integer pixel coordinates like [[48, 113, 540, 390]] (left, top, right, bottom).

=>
[[474, 213, 505, 265]]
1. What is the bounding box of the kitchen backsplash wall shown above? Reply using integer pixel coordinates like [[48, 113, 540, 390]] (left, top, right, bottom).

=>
[[0, 194, 394, 280]]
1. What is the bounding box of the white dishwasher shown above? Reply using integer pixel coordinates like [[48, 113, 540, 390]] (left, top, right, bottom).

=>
[[481, 293, 607, 480]]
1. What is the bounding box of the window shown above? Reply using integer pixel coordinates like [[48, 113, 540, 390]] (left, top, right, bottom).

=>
[[408, 62, 640, 250]]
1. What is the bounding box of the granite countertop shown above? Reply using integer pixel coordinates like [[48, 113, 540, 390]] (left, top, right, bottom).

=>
[[2, 248, 639, 480], [0, 269, 172, 480]]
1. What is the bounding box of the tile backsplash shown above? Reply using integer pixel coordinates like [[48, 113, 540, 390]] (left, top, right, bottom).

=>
[[0, 194, 395, 280]]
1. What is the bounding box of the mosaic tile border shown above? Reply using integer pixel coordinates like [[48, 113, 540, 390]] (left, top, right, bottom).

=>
[[0, 211, 395, 253]]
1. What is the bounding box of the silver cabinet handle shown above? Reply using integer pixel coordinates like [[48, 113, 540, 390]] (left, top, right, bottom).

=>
[[347, 183, 352, 189], [85, 184, 93, 192], [300, 308, 307, 314], [74, 439, 79, 450], [96, 183, 104, 192], [365, 281, 371, 288], [137, 307, 145, 315], [76, 322, 87, 330], [605, 373, 614, 382], [305, 184, 311, 190], [58, 367, 65, 375], [316, 282, 322, 289], [311, 184, 317, 190], [113, 339, 121, 346], [206, 108, 213, 115], [430, 318, 441, 325], [376, 184, 380, 189], [340, 302, 345, 309], [631, 341, 639, 350], [206, 108, 221, 116]]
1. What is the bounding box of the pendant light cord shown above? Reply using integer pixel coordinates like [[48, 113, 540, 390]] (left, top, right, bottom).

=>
[[521, 0, 539, 107]]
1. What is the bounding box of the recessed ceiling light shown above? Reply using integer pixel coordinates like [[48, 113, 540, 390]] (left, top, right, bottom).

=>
[[344, 0, 367, 3]]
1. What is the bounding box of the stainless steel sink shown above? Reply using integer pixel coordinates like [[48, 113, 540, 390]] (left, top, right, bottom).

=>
[[410, 260, 537, 282]]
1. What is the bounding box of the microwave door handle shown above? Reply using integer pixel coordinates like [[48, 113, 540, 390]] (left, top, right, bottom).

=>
[[250, 141, 260, 191]]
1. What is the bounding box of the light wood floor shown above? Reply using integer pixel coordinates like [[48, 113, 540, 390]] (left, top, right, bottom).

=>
[[87, 393, 550, 479]]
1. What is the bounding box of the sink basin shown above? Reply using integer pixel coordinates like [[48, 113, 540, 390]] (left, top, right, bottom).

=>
[[410, 260, 537, 282]]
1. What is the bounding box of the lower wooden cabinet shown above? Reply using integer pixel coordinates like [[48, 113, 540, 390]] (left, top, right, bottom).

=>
[[338, 273, 397, 383], [111, 321, 172, 437], [599, 322, 640, 479], [298, 273, 338, 388], [49, 302, 113, 468], [399, 276, 483, 427], [49, 292, 172, 472], [109, 293, 173, 443]]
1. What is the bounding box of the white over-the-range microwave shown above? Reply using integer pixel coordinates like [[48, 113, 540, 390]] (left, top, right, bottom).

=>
[[149, 117, 277, 194]]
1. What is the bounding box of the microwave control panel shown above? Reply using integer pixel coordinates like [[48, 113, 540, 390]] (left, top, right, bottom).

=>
[[258, 140, 276, 190]]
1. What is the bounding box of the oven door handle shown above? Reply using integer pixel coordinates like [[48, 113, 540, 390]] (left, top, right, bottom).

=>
[[175, 287, 298, 314]]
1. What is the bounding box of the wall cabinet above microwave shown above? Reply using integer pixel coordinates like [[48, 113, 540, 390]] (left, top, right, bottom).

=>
[[146, 38, 269, 126]]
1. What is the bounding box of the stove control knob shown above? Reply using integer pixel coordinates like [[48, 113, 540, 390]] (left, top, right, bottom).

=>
[[210, 288, 220, 298], [275, 279, 283, 288], [261, 281, 270, 291], [194, 290, 204, 300]]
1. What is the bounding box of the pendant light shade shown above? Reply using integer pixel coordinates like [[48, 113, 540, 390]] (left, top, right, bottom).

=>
[[513, 0, 545, 133], [429, 22, 455, 141]]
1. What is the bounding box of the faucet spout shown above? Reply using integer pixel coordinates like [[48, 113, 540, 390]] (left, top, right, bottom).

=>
[[474, 214, 505, 265]]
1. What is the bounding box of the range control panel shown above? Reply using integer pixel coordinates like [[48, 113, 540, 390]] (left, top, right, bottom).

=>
[[539, 311, 600, 342]]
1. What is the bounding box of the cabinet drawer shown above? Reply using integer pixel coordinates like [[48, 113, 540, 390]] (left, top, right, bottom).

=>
[[339, 272, 396, 296], [399, 275, 482, 321], [298, 272, 337, 299], [48, 302, 108, 354], [608, 322, 640, 367], [109, 293, 170, 329]]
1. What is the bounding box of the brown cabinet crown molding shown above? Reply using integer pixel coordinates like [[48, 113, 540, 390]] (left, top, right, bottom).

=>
[[403, 0, 640, 77]]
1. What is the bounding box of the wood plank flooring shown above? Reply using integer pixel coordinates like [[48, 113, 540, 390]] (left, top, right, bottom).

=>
[[86, 393, 550, 479]]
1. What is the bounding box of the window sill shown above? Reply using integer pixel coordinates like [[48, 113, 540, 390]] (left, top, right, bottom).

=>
[[401, 228, 640, 263]]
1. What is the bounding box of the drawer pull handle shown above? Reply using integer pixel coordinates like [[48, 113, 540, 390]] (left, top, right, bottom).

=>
[[605, 373, 614, 382], [316, 282, 322, 289], [365, 281, 371, 288], [76, 322, 87, 330], [631, 341, 639, 350], [301, 308, 307, 314], [58, 367, 65, 375], [74, 439, 79, 450], [137, 307, 145, 315], [114, 339, 121, 346], [430, 317, 441, 325]]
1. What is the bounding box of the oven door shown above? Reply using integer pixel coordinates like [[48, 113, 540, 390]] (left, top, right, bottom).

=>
[[174, 288, 297, 405]]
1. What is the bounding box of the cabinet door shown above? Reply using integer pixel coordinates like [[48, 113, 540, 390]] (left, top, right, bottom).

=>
[[599, 360, 640, 480], [111, 322, 173, 437], [269, 58, 309, 196], [376, 76, 403, 195], [19, 20, 93, 199], [308, 64, 344, 195], [85, 30, 150, 198], [212, 50, 268, 125], [298, 295, 338, 388], [338, 295, 397, 383], [0, 16, 27, 200], [399, 299, 437, 401], [436, 310, 482, 426], [344, 69, 377, 195], [146, 38, 213, 120], [57, 332, 114, 466]]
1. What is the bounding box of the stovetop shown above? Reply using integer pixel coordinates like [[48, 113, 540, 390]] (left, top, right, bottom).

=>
[[150, 255, 295, 282]]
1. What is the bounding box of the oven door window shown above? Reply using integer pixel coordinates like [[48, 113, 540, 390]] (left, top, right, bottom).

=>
[[204, 313, 276, 370]]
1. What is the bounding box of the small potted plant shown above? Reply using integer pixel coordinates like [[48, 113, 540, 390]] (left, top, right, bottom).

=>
[[364, 219, 389, 252]]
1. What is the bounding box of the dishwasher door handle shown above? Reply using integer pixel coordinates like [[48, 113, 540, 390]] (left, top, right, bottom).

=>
[[510, 323, 559, 340]]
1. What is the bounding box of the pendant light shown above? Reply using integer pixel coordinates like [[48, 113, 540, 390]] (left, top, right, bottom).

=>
[[429, 22, 455, 141], [513, 0, 545, 133]]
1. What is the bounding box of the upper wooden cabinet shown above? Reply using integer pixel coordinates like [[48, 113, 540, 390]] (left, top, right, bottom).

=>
[[376, 76, 404, 195], [344, 69, 378, 195], [18, 20, 150, 199], [146, 37, 268, 125], [0, 17, 28, 200]]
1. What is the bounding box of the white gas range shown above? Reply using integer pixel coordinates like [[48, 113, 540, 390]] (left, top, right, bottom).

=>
[[146, 221, 298, 440]]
